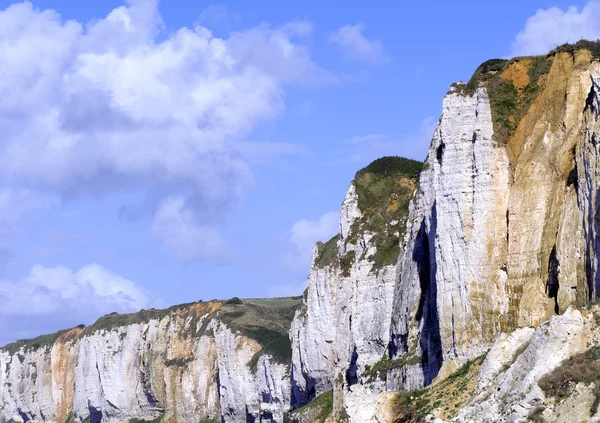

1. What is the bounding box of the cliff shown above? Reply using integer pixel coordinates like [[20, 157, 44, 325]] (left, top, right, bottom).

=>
[[0, 298, 300, 423], [290, 41, 600, 422], [6, 41, 600, 423]]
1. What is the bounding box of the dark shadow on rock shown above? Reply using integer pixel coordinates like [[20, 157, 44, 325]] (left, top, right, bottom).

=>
[[413, 203, 443, 386]]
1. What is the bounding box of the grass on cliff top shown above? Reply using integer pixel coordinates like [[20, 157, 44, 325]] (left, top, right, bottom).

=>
[[538, 345, 600, 415], [351, 157, 422, 269], [549, 39, 600, 58], [313, 157, 422, 275], [389, 354, 486, 422], [1, 296, 301, 368], [83, 301, 203, 335], [453, 40, 600, 146], [452, 55, 552, 145], [217, 297, 302, 369], [314, 234, 340, 269], [1, 325, 85, 356], [287, 390, 333, 423]]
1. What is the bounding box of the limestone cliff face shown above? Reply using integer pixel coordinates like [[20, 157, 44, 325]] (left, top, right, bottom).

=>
[[290, 158, 421, 405], [387, 49, 600, 389], [0, 299, 298, 423], [290, 45, 600, 422]]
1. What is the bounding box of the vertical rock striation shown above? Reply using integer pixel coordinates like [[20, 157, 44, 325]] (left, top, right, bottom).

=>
[[0, 298, 299, 423]]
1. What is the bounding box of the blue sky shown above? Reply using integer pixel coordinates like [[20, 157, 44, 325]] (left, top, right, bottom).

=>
[[0, 0, 597, 345]]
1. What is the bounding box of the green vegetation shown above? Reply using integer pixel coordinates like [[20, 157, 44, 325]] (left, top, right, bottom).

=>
[[314, 234, 340, 269], [128, 414, 164, 423], [199, 420, 218, 423], [83, 302, 199, 335], [339, 251, 355, 277], [311, 156, 422, 275], [453, 55, 552, 145], [363, 353, 421, 383], [64, 412, 75, 423], [164, 356, 195, 367], [389, 354, 487, 421], [538, 345, 600, 414], [216, 297, 301, 370], [550, 39, 600, 58], [1, 325, 84, 356], [287, 390, 333, 423], [453, 40, 600, 146], [351, 157, 422, 270], [224, 297, 243, 305], [244, 326, 292, 370]]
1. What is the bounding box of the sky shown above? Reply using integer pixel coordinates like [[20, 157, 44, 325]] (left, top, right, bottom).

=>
[[0, 0, 598, 345]]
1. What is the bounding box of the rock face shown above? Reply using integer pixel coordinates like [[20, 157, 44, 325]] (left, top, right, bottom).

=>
[[290, 157, 422, 406], [0, 298, 299, 423], [290, 44, 600, 421], [387, 49, 600, 389]]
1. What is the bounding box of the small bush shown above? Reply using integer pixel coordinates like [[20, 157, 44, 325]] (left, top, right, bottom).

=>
[[224, 297, 243, 305], [538, 346, 600, 414], [164, 356, 194, 367]]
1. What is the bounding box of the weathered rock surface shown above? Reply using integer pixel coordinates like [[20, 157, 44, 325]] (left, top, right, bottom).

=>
[[290, 157, 422, 406]]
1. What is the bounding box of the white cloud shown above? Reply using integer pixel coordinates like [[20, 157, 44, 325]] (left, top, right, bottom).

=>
[[0, 263, 153, 317], [329, 23, 388, 64], [285, 211, 339, 270], [511, 2, 600, 56], [0, 262, 156, 345], [0, 0, 329, 260], [151, 196, 228, 261]]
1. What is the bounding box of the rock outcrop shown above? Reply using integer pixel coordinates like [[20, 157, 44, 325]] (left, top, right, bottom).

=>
[[290, 157, 422, 406]]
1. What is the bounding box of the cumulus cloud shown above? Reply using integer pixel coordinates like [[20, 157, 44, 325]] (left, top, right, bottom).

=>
[[511, 2, 600, 56], [0, 0, 328, 260], [285, 211, 339, 270], [329, 23, 388, 64], [0, 263, 155, 345]]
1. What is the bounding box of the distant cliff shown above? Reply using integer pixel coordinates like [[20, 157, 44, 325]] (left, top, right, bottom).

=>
[[0, 298, 300, 423]]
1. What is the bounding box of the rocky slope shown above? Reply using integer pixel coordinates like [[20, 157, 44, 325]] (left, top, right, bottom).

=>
[[0, 298, 300, 423]]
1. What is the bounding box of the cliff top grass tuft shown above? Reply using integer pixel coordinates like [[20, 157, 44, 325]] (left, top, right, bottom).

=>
[[453, 40, 600, 145], [0, 326, 82, 356], [312, 156, 422, 274], [549, 39, 600, 58], [217, 297, 302, 368], [351, 156, 422, 269], [314, 234, 339, 269], [1, 297, 302, 367]]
